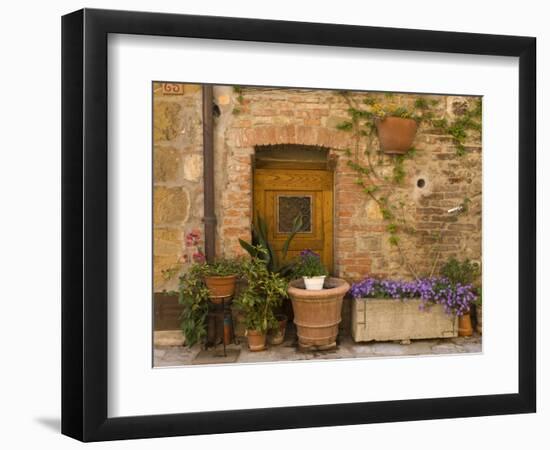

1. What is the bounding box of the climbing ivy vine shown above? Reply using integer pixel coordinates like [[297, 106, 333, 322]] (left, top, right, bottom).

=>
[[335, 92, 481, 279], [232, 85, 245, 115]]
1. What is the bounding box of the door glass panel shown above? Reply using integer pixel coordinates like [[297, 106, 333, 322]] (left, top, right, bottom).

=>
[[277, 195, 312, 233]]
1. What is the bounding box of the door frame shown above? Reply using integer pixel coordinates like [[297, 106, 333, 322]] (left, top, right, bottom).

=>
[[252, 159, 335, 273]]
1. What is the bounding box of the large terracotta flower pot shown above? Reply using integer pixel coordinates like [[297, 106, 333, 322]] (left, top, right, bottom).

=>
[[204, 275, 237, 303], [375, 117, 418, 154], [246, 329, 267, 352], [287, 277, 350, 350]]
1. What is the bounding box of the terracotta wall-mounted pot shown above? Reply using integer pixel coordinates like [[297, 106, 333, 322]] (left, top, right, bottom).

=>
[[375, 117, 418, 154]]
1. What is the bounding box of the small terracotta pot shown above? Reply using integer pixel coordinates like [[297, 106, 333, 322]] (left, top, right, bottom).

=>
[[268, 314, 288, 345], [375, 117, 418, 154], [204, 275, 237, 302], [247, 329, 267, 352], [458, 312, 473, 337]]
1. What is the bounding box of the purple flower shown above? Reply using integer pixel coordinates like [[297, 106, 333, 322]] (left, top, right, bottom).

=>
[[351, 275, 477, 316], [300, 248, 320, 259]]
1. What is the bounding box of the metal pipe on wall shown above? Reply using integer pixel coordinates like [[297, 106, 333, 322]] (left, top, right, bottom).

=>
[[202, 85, 216, 262]]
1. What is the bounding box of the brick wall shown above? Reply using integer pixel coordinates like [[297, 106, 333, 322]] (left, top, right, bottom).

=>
[[153, 84, 482, 292]]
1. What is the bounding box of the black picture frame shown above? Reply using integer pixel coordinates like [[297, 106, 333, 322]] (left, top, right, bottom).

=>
[[61, 8, 536, 442]]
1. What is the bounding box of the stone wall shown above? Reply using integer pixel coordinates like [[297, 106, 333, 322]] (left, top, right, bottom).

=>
[[153, 83, 482, 292], [153, 82, 204, 292]]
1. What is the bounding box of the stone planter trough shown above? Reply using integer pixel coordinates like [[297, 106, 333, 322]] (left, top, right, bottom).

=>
[[351, 297, 458, 342]]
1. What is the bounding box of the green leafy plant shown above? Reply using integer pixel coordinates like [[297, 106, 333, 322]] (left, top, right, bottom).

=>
[[234, 249, 288, 333], [440, 257, 480, 285], [177, 258, 243, 347], [177, 264, 210, 347], [292, 249, 328, 278], [232, 85, 245, 115], [473, 287, 482, 306], [238, 213, 303, 277], [431, 100, 482, 155], [335, 92, 481, 279], [200, 258, 243, 277], [346, 95, 435, 123]]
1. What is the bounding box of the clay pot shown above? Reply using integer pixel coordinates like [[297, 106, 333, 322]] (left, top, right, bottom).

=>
[[268, 314, 288, 345], [375, 117, 418, 154], [246, 329, 267, 352], [287, 277, 350, 350], [458, 312, 473, 337], [204, 275, 237, 303], [303, 275, 326, 290]]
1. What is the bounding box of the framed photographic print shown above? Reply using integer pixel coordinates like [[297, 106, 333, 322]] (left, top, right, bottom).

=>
[[61, 8, 536, 442]]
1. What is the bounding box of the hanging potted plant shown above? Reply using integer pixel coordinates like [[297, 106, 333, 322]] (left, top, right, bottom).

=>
[[287, 250, 349, 350], [235, 251, 288, 351], [292, 249, 329, 290], [373, 105, 418, 155]]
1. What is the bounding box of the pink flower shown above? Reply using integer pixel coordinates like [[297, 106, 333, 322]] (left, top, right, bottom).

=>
[[192, 250, 206, 263], [185, 229, 202, 247]]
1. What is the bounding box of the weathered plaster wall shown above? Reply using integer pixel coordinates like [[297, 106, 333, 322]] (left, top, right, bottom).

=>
[[153, 83, 482, 292]]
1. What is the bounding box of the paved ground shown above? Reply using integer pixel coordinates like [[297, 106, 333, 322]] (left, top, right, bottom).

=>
[[154, 326, 482, 367]]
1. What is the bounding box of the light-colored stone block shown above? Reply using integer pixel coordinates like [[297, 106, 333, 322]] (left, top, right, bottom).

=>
[[183, 153, 203, 182], [154, 146, 181, 182], [351, 297, 458, 342], [154, 330, 185, 347], [153, 101, 182, 142], [153, 186, 190, 224]]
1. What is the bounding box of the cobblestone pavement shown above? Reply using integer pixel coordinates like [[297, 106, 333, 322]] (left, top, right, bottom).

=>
[[154, 327, 482, 367]]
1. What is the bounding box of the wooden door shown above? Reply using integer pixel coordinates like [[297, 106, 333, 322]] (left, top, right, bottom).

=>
[[253, 168, 333, 272]]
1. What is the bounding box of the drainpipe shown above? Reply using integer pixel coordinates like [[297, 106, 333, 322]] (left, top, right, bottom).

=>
[[202, 85, 216, 262]]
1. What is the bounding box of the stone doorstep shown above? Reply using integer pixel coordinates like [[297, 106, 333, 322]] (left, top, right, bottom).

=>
[[154, 330, 185, 347]]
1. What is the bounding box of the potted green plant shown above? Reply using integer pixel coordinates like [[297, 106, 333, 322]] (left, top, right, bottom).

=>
[[239, 213, 302, 277], [201, 258, 243, 302], [337, 96, 433, 155], [372, 105, 418, 154], [235, 251, 288, 351], [268, 314, 288, 346], [239, 214, 303, 323], [292, 249, 329, 290], [287, 250, 349, 350], [440, 257, 481, 337]]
